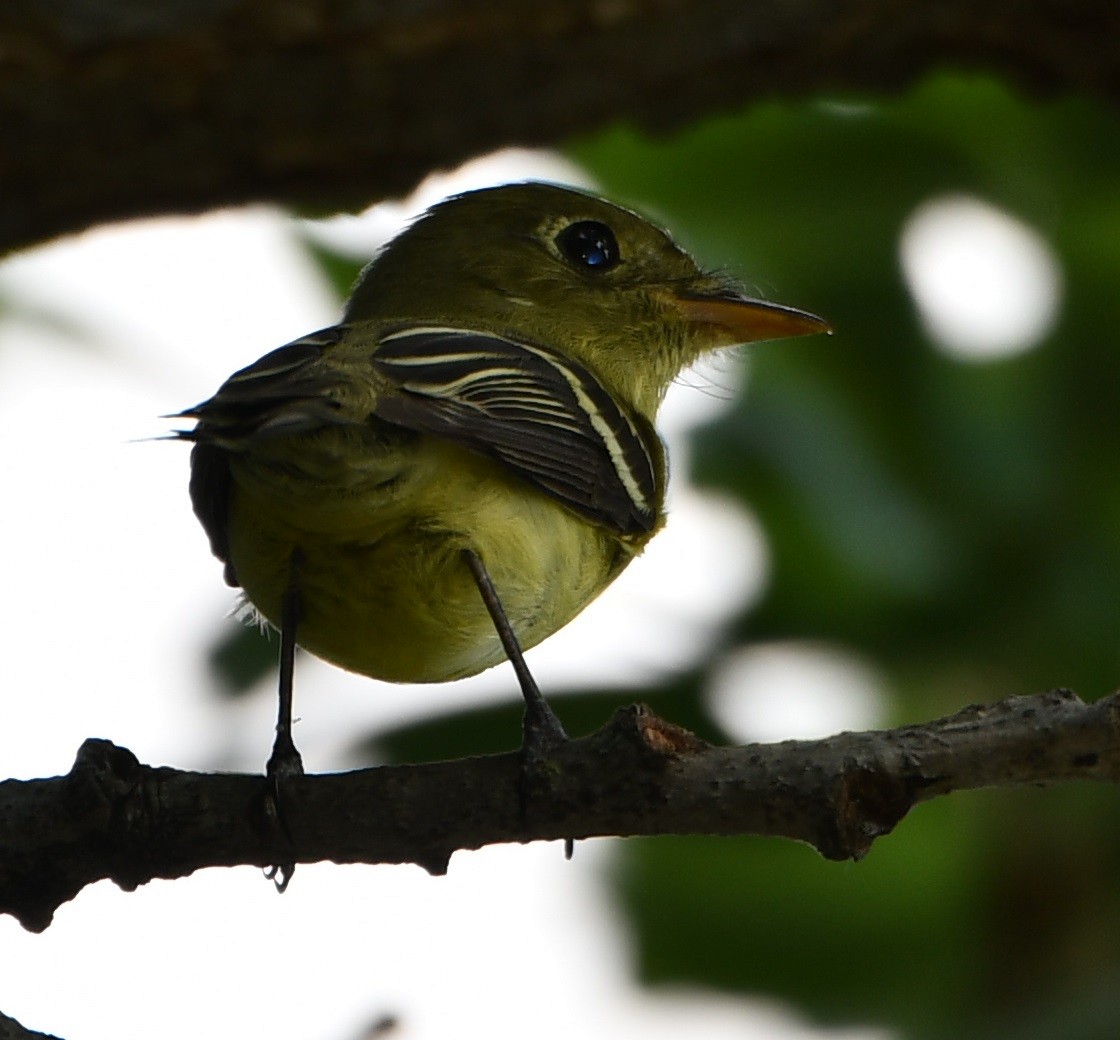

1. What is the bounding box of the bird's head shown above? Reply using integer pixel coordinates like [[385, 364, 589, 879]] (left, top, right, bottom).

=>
[[346, 182, 829, 417]]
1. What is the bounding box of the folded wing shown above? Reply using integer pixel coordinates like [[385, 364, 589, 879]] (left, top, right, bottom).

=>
[[371, 326, 662, 535]]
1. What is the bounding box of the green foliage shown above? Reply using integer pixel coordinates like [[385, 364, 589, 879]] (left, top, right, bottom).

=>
[[205, 623, 276, 697], [614, 796, 984, 1036], [372, 667, 730, 763], [299, 238, 365, 302], [563, 74, 1120, 1037], [571, 74, 1120, 705]]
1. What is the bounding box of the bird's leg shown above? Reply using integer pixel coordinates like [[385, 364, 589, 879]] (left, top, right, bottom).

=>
[[268, 561, 305, 781], [462, 548, 568, 755], [263, 549, 305, 892], [462, 550, 574, 858]]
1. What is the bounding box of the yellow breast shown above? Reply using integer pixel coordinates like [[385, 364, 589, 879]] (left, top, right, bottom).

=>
[[224, 434, 648, 684]]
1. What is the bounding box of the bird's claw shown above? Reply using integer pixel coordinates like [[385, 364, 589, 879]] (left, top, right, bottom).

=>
[[264, 736, 304, 893]]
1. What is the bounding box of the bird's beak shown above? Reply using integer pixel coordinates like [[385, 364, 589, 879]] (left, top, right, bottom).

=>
[[669, 287, 831, 345]]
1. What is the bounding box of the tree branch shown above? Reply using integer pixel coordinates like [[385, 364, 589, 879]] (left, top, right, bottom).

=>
[[2, 689, 1116, 933], [0, 1010, 63, 1040], [4, 0, 1120, 254]]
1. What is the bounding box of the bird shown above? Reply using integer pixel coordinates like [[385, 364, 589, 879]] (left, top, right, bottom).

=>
[[176, 182, 829, 785]]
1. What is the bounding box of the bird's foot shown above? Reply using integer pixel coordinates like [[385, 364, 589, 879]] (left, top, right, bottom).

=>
[[519, 700, 575, 859], [263, 734, 304, 893]]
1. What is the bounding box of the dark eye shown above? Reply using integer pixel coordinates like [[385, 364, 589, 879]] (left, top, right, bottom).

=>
[[556, 220, 620, 271]]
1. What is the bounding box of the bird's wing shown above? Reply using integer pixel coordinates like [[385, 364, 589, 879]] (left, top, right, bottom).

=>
[[175, 326, 348, 447], [175, 326, 351, 586], [177, 323, 662, 580], [370, 325, 663, 535]]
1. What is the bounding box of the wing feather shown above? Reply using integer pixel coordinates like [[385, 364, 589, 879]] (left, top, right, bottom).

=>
[[175, 326, 347, 586], [178, 322, 664, 580], [175, 327, 347, 446], [371, 326, 661, 534]]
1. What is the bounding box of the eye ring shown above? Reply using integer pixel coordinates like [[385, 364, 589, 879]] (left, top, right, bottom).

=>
[[556, 220, 620, 272]]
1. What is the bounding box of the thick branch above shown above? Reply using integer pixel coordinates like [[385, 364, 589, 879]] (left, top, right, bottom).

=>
[[0, 1009, 62, 1040], [1, 689, 1117, 933], [4, 1, 1120, 253]]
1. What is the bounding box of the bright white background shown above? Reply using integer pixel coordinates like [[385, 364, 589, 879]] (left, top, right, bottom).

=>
[[0, 147, 1055, 1040]]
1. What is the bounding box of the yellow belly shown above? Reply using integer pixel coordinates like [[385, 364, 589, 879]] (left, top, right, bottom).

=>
[[224, 437, 643, 683]]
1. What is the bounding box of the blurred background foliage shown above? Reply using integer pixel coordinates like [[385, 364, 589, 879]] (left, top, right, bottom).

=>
[[211, 73, 1120, 1039]]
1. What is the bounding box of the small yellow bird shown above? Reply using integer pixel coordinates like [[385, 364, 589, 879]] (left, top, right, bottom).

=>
[[177, 182, 827, 779]]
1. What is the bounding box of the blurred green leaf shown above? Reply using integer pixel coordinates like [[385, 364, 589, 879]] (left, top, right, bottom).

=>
[[300, 237, 365, 302], [206, 621, 276, 697], [572, 72, 1120, 702], [569, 72, 1120, 1036], [615, 795, 984, 1036], [367, 668, 727, 765]]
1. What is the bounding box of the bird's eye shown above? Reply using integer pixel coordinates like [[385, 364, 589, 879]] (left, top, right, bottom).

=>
[[556, 220, 620, 272]]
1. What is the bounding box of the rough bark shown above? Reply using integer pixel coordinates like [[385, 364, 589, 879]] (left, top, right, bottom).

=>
[[4, 0, 1120, 254], [2, 690, 1116, 934]]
